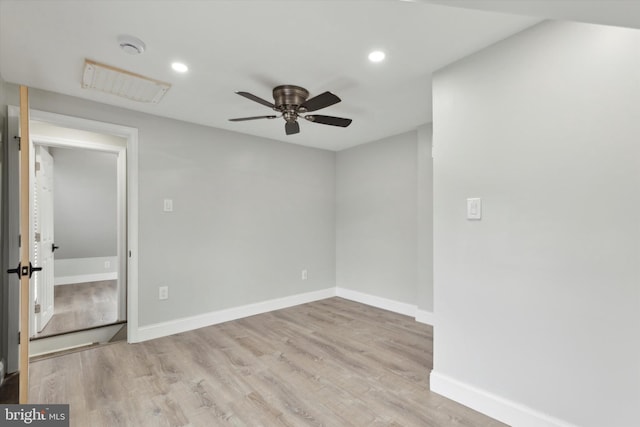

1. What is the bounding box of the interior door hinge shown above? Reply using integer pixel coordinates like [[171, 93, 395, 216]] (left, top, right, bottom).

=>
[[34, 304, 41, 314], [35, 161, 41, 172], [18, 234, 21, 248], [35, 232, 41, 242], [17, 332, 20, 345], [14, 136, 20, 150]]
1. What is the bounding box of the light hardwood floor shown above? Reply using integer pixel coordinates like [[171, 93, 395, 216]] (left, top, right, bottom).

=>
[[34, 280, 118, 338], [29, 297, 507, 426]]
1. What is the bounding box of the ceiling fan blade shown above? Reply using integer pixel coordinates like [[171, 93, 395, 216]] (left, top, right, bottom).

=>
[[229, 115, 278, 121], [300, 91, 341, 112], [305, 115, 352, 127], [285, 121, 300, 135], [236, 91, 275, 109]]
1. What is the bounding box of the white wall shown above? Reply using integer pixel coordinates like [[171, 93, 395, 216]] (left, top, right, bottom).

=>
[[54, 256, 118, 285], [336, 131, 418, 304], [417, 123, 433, 315], [6, 86, 336, 328], [49, 147, 118, 259], [432, 20, 640, 427]]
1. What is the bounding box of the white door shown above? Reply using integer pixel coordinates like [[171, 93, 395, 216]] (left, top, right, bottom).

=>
[[33, 144, 55, 332]]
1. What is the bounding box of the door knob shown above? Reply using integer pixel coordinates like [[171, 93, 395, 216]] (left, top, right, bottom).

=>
[[7, 262, 42, 279], [6, 263, 21, 279]]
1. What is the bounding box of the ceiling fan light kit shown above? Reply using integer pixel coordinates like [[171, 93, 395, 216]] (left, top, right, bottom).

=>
[[229, 84, 352, 135]]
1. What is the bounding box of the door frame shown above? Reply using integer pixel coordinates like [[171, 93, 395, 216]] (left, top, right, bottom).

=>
[[29, 126, 128, 335], [9, 106, 140, 344], [4, 104, 21, 375]]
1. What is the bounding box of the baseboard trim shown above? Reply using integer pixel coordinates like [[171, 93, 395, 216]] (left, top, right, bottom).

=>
[[134, 287, 337, 343], [415, 308, 435, 325], [430, 371, 578, 427], [133, 287, 434, 343], [29, 324, 124, 357], [55, 272, 118, 286], [336, 287, 416, 316], [336, 287, 434, 325]]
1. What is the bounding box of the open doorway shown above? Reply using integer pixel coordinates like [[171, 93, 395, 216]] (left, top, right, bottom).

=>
[[28, 120, 128, 354], [31, 141, 121, 338]]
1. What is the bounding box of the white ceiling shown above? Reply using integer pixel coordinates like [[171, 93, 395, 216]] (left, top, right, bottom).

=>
[[422, 0, 640, 30], [0, 1, 637, 151]]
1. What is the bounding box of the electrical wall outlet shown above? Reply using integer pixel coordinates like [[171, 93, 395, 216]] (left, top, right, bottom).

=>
[[104, 260, 110, 269], [159, 286, 169, 300], [301, 269, 308, 280]]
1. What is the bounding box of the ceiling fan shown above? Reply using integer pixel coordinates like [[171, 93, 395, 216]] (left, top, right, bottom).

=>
[[229, 85, 352, 135]]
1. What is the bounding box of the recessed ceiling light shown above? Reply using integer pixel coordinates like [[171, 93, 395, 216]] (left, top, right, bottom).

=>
[[368, 50, 386, 63], [171, 62, 188, 73]]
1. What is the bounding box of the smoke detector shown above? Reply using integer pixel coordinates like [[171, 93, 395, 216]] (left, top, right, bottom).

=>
[[118, 35, 146, 55]]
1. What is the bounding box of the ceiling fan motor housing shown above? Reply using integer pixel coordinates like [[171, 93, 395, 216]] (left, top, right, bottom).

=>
[[273, 85, 309, 111]]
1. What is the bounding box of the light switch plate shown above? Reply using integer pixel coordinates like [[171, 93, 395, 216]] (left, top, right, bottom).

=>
[[467, 198, 482, 220], [163, 199, 173, 212]]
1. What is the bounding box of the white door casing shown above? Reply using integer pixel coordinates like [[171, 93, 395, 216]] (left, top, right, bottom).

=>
[[33, 145, 55, 333], [27, 108, 139, 342], [8, 104, 139, 355]]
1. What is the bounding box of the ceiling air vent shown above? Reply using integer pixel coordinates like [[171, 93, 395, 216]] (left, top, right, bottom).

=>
[[82, 59, 171, 103]]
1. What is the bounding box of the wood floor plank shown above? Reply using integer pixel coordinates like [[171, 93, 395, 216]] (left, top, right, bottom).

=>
[[34, 280, 119, 338], [29, 297, 508, 426]]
